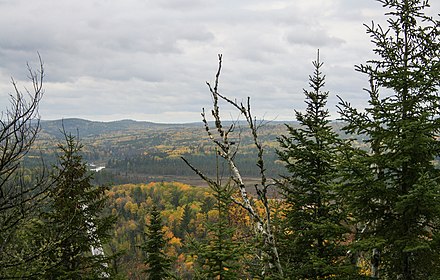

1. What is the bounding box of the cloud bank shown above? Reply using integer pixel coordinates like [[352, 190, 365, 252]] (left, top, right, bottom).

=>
[[0, 0, 437, 123]]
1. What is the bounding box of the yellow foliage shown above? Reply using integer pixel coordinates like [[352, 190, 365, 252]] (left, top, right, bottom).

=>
[[357, 257, 372, 276], [207, 209, 219, 222], [173, 181, 191, 191], [124, 201, 139, 214], [165, 245, 178, 258], [145, 197, 153, 208], [121, 183, 136, 189], [162, 209, 180, 224], [178, 253, 195, 271], [115, 197, 126, 206], [126, 219, 137, 231], [169, 236, 182, 247], [190, 203, 201, 212], [155, 144, 173, 150], [106, 190, 115, 198], [163, 226, 174, 240], [168, 146, 191, 157]]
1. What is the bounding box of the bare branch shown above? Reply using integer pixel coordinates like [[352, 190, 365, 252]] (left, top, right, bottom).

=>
[[0, 56, 52, 270]]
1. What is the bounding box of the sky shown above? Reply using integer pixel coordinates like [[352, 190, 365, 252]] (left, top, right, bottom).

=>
[[0, 0, 438, 123]]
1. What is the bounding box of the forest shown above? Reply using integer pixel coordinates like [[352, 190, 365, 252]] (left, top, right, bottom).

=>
[[31, 118, 293, 184], [1, 1, 439, 279]]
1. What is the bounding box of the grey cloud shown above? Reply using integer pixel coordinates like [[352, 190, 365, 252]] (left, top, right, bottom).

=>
[[0, 0, 438, 123], [150, 0, 213, 11], [285, 27, 345, 47]]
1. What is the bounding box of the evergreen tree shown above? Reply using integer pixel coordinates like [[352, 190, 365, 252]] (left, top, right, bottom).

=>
[[178, 204, 193, 240], [338, 1, 440, 279], [277, 51, 357, 279], [142, 205, 172, 280], [41, 133, 114, 279], [191, 181, 245, 280]]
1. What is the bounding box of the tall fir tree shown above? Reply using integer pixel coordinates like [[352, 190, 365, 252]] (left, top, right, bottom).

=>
[[142, 205, 172, 280], [41, 133, 115, 279], [277, 51, 357, 279], [338, 0, 440, 279], [191, 181, 245, 280], [178, 204, 194, 240]]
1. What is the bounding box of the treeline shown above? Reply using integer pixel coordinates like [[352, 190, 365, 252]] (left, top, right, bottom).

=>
[[106, 151, 283, 178]]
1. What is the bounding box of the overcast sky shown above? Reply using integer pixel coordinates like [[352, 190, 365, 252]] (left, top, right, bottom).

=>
[[0, 0, 438, 123]]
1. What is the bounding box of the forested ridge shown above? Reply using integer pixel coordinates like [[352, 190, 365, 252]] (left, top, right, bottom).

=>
[[1, 1, 439, 279], [28, 119, 350, 187]]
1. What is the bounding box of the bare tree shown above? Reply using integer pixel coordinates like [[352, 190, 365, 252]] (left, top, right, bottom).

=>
[[182, 54, 283, 277], [0, 55, 48, 270]]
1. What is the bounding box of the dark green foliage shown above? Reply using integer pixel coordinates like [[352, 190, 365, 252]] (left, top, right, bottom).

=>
[[191, 182, 245, 280], [178, 204, 194, 240], [106, 151, 282, 180], [142, 205, 172, 280], [338, 1, 440, 279], [40, 133, 115, 279], [277, 52, 357, 279]]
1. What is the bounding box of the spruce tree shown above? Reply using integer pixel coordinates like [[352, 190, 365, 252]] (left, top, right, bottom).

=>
[[338, 1, 440, 279], [142, 205, 172, 280], [178, 204, 193, 240], [277, 51, 357, 279], [191, 182, 245, 280], [41, 133, 114, 279]]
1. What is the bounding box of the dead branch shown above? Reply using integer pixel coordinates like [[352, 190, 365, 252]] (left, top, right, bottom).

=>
[[0, 55, 53, 266]]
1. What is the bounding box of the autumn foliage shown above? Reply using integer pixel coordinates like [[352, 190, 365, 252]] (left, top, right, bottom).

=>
[[106, 181, 257, 278]]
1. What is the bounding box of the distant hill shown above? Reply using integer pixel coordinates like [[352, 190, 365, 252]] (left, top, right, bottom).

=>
[[36, 118, 354, 146], [31, 118, 352, 186], [39, 118, 206, 138], [39, 118, 302, 138]]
